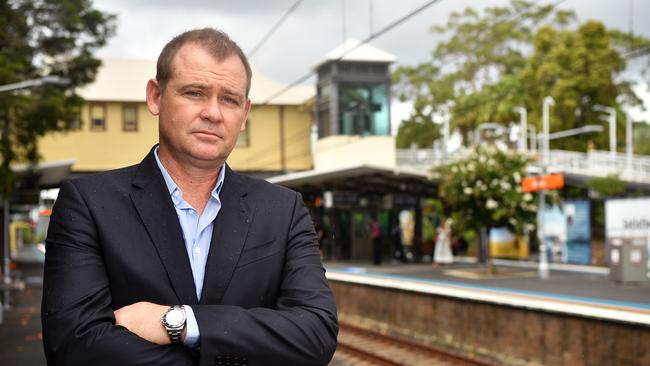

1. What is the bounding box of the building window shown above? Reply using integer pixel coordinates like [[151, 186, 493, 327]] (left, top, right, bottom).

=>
[[338, 83, 390, 136], [89, 104, 106, 131], [237, 118, 249, 146], [122, 104, 138, 132]]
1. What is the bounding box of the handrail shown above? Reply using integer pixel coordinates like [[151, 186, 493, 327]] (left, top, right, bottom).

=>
[[396, 148, 650, 184]]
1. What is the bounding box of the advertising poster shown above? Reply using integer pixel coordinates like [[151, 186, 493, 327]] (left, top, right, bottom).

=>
[[541, 200, 592, 264], [489, 227, 529, 259], [605, 197, 650, 266], [565, 200, 592, 264], [541, 206, 568, 263]]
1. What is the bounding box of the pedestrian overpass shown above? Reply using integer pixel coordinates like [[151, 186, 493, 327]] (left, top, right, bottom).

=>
[[396, 148, 650, 186]]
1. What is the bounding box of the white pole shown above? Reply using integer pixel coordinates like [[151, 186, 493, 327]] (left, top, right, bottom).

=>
[[542, 97, 554, 166], [626, 111, 633, 173], [538, 96, 554, 279], [513, 107, 527, 153], [609, 110, 617, 157], [529, 125, 537, 155]]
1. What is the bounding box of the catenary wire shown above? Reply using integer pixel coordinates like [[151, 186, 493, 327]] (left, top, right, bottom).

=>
[[247, 0, 304, 58]]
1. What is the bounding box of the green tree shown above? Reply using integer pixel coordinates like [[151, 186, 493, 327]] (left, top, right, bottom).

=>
[[435, 145, 536, 235], [393, 0, 648, 151], [0, 0, 115, 195], [395, 118, 439, 148]]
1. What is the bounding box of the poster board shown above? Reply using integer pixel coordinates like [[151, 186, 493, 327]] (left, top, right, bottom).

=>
[[541, 200, 591, 264], [605, 197, 650, 266]]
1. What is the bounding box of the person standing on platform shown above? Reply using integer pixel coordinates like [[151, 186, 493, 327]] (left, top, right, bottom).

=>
[[433, 219, 454, 266], [370, 216, 382, 265], [41, 28, 337, 366], [391, 219, 404, 262]]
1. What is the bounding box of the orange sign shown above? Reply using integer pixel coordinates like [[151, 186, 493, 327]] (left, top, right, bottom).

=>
[[522, 174, 564, 192]]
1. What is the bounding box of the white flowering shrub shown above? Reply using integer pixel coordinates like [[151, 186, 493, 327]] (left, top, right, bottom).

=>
[[435, 145, 537, 235]]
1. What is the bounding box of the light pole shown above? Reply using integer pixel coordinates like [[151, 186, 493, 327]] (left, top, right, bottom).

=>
[[513, 107, 527, 153], [528, 124, 537, 155], [1, 75, 69, 311], [537, 96, 555, 279], [535, 123, 603, 280], [625, 111, 640, 174], [593, 105, 617, 157]]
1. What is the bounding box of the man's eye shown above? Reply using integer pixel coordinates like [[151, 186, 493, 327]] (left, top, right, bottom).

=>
[[186, 91, 202, 97], [222, 96, 239, 105]]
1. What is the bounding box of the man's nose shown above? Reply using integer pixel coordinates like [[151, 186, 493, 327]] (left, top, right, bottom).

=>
[[199, 98, 223, 123]]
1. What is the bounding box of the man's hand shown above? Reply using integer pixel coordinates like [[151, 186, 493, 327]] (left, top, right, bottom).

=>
[[114, 301, 170, 345]]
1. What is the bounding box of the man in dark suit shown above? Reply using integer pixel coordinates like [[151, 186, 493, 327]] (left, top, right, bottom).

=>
[[41, 28, 338, 366]]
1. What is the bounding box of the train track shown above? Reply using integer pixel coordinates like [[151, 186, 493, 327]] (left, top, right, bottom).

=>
[[332, 322, 494, 366]]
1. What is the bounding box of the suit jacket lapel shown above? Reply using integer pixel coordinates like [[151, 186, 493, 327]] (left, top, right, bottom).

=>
[[200, 165, 253, 305], [130, 147, 198, 305]]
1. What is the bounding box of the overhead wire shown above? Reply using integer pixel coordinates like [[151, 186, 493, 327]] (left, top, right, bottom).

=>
[[247, 0, 304, 58], [259, 0, 446, 106]]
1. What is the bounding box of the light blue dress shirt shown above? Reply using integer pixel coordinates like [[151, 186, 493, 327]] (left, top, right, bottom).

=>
[[154, 147, 225, 348]]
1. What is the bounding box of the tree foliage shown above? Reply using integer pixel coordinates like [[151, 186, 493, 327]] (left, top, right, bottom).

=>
[[0, 0, 115, 194], [395, 118, 439, 148], [587, 174, 626, 198], [393, 0, 648, 152], [435, 145, 536, 235]]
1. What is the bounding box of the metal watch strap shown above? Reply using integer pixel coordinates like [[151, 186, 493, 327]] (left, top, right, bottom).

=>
[[168, 327, 183, 344]]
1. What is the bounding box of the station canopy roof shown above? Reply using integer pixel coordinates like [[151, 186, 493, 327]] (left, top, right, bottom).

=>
[[12, 159, 75, 189], [267, 164, 438, 196]]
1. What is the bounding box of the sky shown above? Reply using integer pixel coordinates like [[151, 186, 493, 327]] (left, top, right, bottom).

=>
[[92, 0, 650, 127]]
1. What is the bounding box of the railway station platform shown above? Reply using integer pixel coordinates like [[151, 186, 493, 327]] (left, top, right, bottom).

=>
[[325, 259, 650, 366]]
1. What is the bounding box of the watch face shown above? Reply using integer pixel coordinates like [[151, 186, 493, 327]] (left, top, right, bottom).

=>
[[165, 309, 185, 327]]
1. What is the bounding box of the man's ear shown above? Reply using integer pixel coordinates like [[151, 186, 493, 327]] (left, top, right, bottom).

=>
[[146, 79, 162, 116], [240, 99, 252, 132]]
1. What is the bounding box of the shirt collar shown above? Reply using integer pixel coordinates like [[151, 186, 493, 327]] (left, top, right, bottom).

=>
[[154, 146, 225, 206]]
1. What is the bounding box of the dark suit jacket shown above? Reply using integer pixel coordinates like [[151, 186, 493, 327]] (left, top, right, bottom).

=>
[[41, 147, 338, 366]]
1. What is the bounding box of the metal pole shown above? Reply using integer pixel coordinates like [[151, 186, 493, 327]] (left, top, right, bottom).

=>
[[626, 111, 633, 173], [609, 110, 616, 157], [542, 97, 554, 166], [529, 125, 537, 155], [538, 96, 554, 279], [513, 107, 527, 153]]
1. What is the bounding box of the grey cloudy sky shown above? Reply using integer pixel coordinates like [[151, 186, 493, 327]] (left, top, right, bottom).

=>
[[93, 0, 650, 121]]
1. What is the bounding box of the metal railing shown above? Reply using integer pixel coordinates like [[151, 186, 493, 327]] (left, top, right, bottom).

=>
[[396, 147, 650, 184]]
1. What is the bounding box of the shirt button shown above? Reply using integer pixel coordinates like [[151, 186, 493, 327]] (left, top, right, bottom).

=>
[[194, 247, 201, 254], [173, 191, 180, 196]]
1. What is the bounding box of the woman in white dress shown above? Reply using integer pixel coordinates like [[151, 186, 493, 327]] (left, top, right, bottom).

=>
[[433, 219, 454, 265]]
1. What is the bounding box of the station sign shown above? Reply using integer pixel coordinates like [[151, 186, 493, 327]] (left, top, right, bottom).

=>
[[522, 174, 564, 192]]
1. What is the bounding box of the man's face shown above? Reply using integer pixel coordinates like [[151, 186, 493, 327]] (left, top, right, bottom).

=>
[[146, 43, 251, 168]]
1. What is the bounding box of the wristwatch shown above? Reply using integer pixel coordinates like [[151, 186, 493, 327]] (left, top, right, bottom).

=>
[[161, 305, 186, 344]]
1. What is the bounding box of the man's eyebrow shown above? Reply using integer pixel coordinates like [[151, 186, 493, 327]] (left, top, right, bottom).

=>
[[178, 83, 209, 91]]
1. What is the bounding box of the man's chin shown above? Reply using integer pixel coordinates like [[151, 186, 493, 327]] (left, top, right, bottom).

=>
[[187, 148, 230, 166]]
